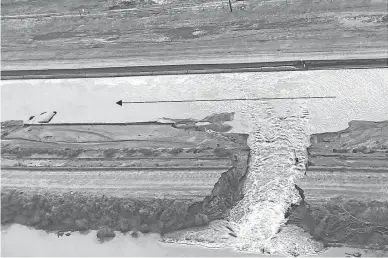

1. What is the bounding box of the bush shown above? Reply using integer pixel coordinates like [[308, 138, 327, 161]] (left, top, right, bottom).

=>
[[352, 146, 367, 153], [123, 148, 137, 156], [169, 148, 183, 155], [96, 227, 116, 240], [66, 149, 83, 158], [332, 148, 348, 153], [138, 148, 154, 157], [103, 148, 117, 158], [214, 147, 230, 157]]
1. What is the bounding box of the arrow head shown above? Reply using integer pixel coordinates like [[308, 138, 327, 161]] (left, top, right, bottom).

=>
[[116, 100, 123, 106]]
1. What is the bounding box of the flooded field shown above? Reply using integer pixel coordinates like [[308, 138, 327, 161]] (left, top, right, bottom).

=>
[[1, 224, 259, 257], [2, 224, 387, 257]]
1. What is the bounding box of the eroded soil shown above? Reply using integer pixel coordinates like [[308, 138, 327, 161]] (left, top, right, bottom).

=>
[[288, 121, 388, 251]]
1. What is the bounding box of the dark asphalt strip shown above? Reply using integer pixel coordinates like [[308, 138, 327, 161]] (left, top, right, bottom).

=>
[[1, 58, 387, 80]]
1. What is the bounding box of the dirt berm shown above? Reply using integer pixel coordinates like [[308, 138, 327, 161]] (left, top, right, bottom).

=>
[[1, 113, 250, 236], [287, 121, 388, 251]]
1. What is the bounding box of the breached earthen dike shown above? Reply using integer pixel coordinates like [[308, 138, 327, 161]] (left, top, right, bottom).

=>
[[287, 120, 388, 251], [1, 113, 250, 236], [2, 117, 387, 253]]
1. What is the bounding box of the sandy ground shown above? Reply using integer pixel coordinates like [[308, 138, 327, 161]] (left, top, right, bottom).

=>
[[1, 0, 387, 70], [2, 51, 388, 71], [297, 170, 388, 202], [1, 168, 228, 199], [299, 120, 388, 202]]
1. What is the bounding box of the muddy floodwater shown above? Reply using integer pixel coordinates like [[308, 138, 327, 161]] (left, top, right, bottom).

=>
[[2, 225, 386, 257], [1, 224, 261, 257]]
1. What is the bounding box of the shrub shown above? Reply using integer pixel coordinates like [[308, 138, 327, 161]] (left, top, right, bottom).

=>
[[96, 227, 116, 240], [66, 149, 83, 158], [103, 148, 117, 158], [332, 148, 348, 153], [138, 148, 154, 157], [169, 147, 183, 155], [123, 148, 137, 156], [214, 147, 230, 157]]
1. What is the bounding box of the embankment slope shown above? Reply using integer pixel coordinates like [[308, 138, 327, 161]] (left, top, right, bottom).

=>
[[1, 113, 251, 236], [288, 120, 388, 251]]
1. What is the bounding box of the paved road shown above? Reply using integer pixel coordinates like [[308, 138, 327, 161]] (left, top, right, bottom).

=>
[[1, 58, 387, 80]]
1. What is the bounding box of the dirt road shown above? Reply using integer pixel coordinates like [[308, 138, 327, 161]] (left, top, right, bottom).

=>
[[1, 168, 229, 200], [1, 0, 387, 70]]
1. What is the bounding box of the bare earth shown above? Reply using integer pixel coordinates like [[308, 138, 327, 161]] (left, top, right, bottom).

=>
[[299, 120, 388, 203], [1, 0, 387, 70], [1, 114, 252, 240], [1, 119, 243, 200], [288, 120, 388, 251]]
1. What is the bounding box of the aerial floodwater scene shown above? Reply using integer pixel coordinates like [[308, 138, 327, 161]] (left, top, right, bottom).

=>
[[1, 0, 387, 257]]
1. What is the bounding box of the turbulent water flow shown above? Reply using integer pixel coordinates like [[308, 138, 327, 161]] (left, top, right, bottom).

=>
[[165, 100, 324, 256], [227, 101, 322, 256]]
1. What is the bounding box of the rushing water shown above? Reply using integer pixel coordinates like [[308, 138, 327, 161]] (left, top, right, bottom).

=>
[[227, 102, 317, 255], [161, 100, 322, 256], [2, 69, 388, 256]]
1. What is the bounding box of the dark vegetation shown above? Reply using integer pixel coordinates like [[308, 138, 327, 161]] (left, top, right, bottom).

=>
[[2, 145, 87, 159], [1, 145, 215, 159], [103, 148, 117, 158], [287, 195, 388, 250]]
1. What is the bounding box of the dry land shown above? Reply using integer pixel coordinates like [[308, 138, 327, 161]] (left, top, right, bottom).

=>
[[1, 0, 387, 69], [1, 114, 251, 237], [288, 121, 388, 251]]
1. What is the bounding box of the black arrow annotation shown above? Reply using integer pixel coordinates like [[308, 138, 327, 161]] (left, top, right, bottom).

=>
[[116, 96, 336, 106]]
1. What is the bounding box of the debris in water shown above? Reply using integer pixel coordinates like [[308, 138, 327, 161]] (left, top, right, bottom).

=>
[[345, 252, 362, 257], [225, 225, 234, 232], [228, 232, 237, 238]]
